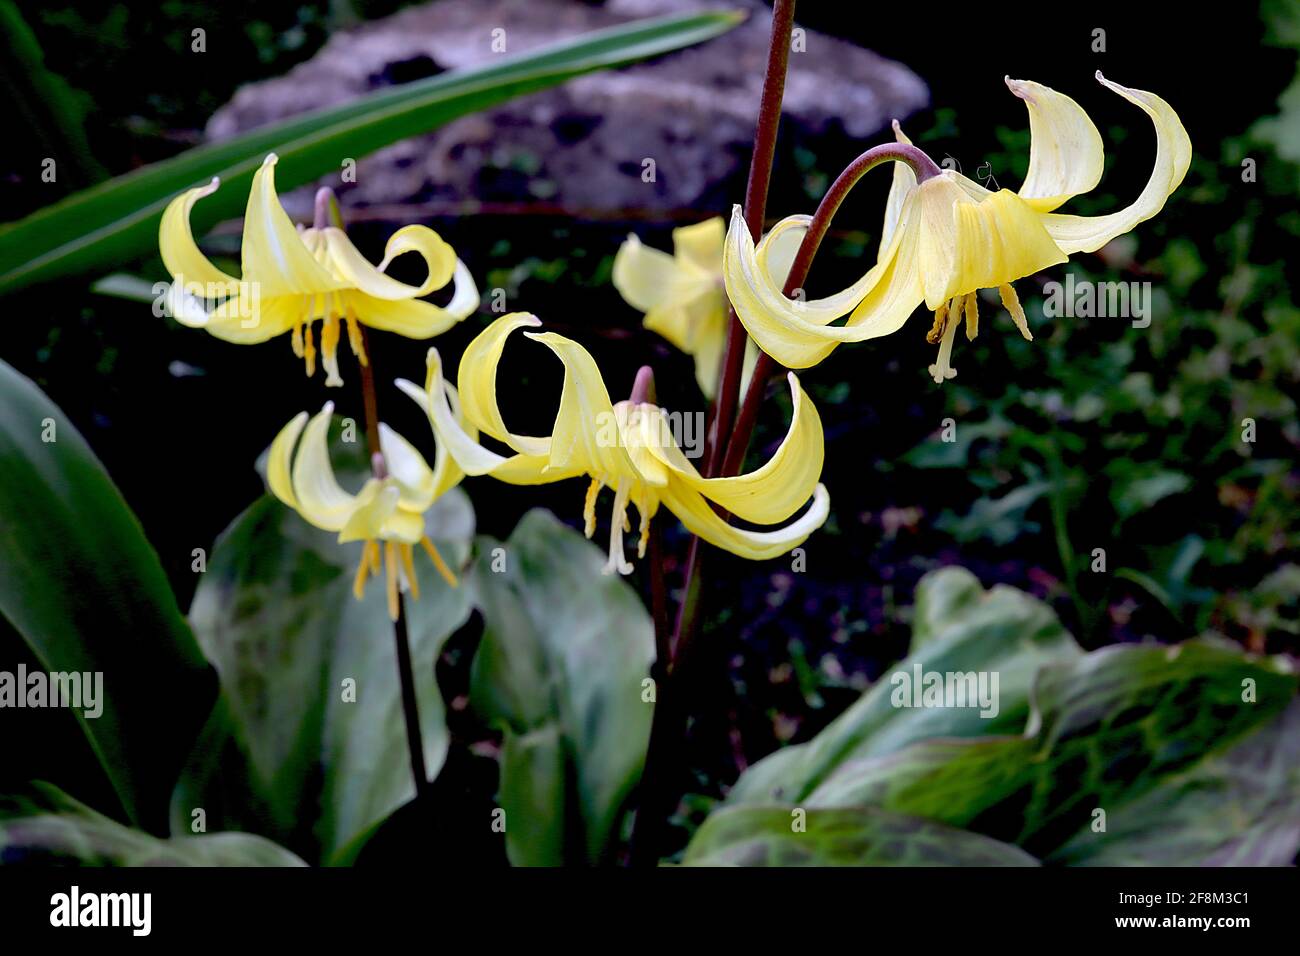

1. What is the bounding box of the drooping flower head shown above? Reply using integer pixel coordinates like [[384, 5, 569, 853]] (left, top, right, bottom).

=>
[[159, 154, 479, 386], [613, 216, 801, 398], [267, 401, 463, 620], [397, 313, 830, 575], [723, 74, 1192, 381]]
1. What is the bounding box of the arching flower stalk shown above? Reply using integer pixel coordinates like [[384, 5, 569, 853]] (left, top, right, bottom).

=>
[[159, 153, 479, 387], [723, 73, 1192, 381]]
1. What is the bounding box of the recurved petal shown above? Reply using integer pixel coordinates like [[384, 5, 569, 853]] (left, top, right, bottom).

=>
[[612, 234, 693, 313], [290, 402, 358, 532], [346, 258, 477, 339], [321, 224, 457, 300], [379, 422, 436, 512], [523, 330, 642, 481], [724, 204, 908, 368], [880, 119, 919, 255], [267, 410, 309, 511], [1039, 73, 1192, 254], [1006, 77, 1105, 212], [159, 178, 240, 290], [650, 372, 824, 525], [240, 154, 345, 297], [455, 313, 551, 456], [397, 351, 561, 487], [662, 481, 830, 561], [672, 217, 725, 274], [202, 293, 301, 344]]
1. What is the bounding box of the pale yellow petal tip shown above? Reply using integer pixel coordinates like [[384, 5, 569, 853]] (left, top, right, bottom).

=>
[[891, 118, 902, 134], [321, 400, 335, 416], [262, 153, 279, 167], [1095, 70, 1106, 82]]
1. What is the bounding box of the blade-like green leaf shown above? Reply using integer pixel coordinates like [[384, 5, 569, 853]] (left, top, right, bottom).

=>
[[0, 11, 743, 295], [727, 567, 1081, 806], [804, 639, 1297, 858], [180, 483, 475, 865], [683, 806, 1039, 866], [0, 359, 213, 832], [470, 509, 655, 866], [1049, 698, 1300, 865], [1, 783, 305, 866]]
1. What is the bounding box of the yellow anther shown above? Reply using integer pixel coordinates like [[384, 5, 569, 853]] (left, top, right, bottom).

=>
[[345, 312, 368, 366], [420, 535, 459, 588], [583, 478, 602, 538], [999, 283, 1032, 341], [926, 300, 950, 345], [352, 546, 371, 600], [303, 322, 317, 377], [964, 292, 979, 341], [291, 322, 305, 358], [399, 542, 420, 600]]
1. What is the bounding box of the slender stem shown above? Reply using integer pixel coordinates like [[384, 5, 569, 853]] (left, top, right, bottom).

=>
[[318, 188, 431, 803], [628, 0, 797, 867], [719, 141, 939, 478], [705, 0, 796, 474]]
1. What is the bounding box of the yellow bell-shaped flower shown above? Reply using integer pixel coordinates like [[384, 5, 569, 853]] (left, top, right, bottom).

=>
[[396, 313, 830, 575], [267, 401, 462, 620], [612, 216, 801, 398], [160, 154, 479, 386], [723, 73, 1192, 380]]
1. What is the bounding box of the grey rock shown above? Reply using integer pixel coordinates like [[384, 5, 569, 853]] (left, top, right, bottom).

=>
[[206, 0, 928, 218]]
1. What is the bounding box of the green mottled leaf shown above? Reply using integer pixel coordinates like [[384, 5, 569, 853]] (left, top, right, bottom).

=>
[[0, 359, 213, 832], [470, 509, 654, 866], [805, 639, 1297, 858], [2, 783, 304, 866], [1049, 698, 1300, 865], [683, 806, 1038, 867], [728, 567, 1080, 806], [178, 486, 474, 865]]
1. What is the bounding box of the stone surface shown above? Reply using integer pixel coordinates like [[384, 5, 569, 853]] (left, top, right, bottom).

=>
[[206, 0, 929, 217]]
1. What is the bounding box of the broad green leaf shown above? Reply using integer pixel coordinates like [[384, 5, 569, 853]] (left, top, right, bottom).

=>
[[181, 486, 474, 865], [683, 806, 1039, 867], [727, 567, 1081, 806], [0, 11, 743, 295], [0, 359, 213, 832], [1, 783, 305, 867], [804, 639, 1297, 858], [1049, 698, 1300, 865], [471, 509, 654, 866]]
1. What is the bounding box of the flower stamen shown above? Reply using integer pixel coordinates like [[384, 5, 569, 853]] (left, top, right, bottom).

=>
[[999, 283, 1033, 341], [419, 535, 458, 588]]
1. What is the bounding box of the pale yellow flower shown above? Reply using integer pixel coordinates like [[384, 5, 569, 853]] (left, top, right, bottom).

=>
[[159, 154, 478, 386], [723, 74, 1192, 380], [397, 313, 830, 574], [613, 217, 800, 397], [267, 401, 462, 620]]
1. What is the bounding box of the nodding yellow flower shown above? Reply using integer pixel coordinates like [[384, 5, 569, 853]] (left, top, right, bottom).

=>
[[396, 312, 829, 575], [267, 401, 462, 620], [723, 73, 1192, 380], [159, 153, 479, 387], [613, 216, 801, 398]]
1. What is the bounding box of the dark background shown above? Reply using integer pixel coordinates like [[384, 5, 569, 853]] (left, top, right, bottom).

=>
[[2, 0, 1296, 860]]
